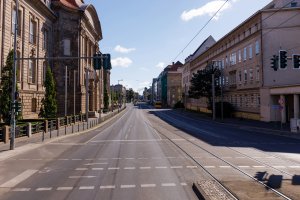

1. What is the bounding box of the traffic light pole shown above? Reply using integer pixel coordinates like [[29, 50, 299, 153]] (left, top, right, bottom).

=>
[[10, 0, 19, 150]]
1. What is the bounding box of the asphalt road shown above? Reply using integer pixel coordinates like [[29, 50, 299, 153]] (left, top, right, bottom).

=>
[[0, 103, 300, 200]]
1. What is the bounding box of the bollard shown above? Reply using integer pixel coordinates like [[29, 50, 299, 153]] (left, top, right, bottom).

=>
[[50, 121, 53, 139], [44, 120, 48, 134], [3, 126, 10, 144], [27, 123, 32, 138]]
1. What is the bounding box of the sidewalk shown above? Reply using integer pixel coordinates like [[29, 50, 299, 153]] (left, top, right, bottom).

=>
[[0, 106, 126, 152], [173, 108, 300, 140]]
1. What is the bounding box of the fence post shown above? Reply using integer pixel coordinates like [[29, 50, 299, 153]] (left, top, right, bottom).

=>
[[44, 120, 48, 134], [27, 123, 32, 138], [3, 126, 10, 144], [56, 118, 60, 136]]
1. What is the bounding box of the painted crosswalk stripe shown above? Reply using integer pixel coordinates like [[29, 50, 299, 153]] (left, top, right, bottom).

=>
[[220, 166, 231, 168], [162, 183, 176, 187], [204, 166, 215, 168], [141, 184, 156, 188], [253, 166, 265, 168], [57, 187, 73, 191], [72, 159, 82, 161], [289, 166, 300, 168], [120, 185, 136, 189], [181, 183, 188, 186], [92, 168, 104, 171], [79, 186, 94, 190], [170, 166, 183, 169], [238, 166, 250, 168], [12, 188, 31, 192], [36, 187, 52, 191], [100, 185, 115, 189], [273, 166, 286, 168], [0, 170, 38, 188], [108, 167, 119, 170]]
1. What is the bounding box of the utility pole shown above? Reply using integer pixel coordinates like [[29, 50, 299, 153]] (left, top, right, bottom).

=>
[[74, 70, 76, 116], [10, 0, 19, 150], [212, 73, 216, 121], [85, 69, 89, 122], [65, 66, 68, 116]]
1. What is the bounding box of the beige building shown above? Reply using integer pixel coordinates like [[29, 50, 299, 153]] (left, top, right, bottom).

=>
[[0, 0, 110, 119], [184, 0, 300, 122]]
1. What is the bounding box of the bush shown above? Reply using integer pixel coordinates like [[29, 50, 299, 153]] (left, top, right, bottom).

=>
[[215, 102, 235, 118], [173, 101, 185, 109]]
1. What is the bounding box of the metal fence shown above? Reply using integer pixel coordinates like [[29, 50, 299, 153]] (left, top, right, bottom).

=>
[[15, 124, 27, 138]]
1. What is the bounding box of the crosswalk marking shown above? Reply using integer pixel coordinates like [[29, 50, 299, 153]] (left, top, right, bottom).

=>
[[162, 183, 176, 187], [36, 187, 52, 191], [141, 184, 156, 188], [120, 185, 136, 188], [170, 166, 183, 169], [100, 185, 115, 189], [12, 188, 31, 192], [79, 186, 95, 190], [140, 167, 151, 169], [57, 187, 73, 191], [75, 168, 88, 171]]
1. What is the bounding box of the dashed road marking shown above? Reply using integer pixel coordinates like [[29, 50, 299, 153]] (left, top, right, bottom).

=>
[[75, 168, 88, 171], [79, 186, 95, 190], [170, 166, 183, 169], [124, 167, 136, 170], [12, 188, 31, 192], [289, 166, 300, 168], [57, 187, 73, 191], [186, 166, 197, 169], [85, 163, 108, 165], [141, 184, 156, 188], [0, 170, 38, 188], [181, 183, 188, 186], [219, 166, 231, 168], [140, 167, 151, 169], [108, 167, 120, 170], [238, 166, 250, 168], [204, 166, 215, 168], [273, 166, 286, 168], [155, 166, 167, 169], [72, 159, 82, 161], [253, 166, 265, 168], [100, 185, 115, 189], [120, 185, 136, 189], [162, 183, 176, 187], [69, 176, 96, 179], [92, 168, 104, 171], [36, 187, 52, 191]]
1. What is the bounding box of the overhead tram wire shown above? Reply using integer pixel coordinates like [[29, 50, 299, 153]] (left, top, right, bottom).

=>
[[172, 0, 229, 62], [171, 0, 296, 63]]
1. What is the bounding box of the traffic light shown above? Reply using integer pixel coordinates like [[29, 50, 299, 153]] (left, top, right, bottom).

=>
[[279, 50, 287, 69], [271, 55, 279, 71], [93, 54, 102, 70], [12, 101, 22, 115], [103, 54, 112, 70], [293, 54, 300, 69]]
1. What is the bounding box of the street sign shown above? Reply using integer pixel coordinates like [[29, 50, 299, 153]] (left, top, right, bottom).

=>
[[278, 97, 285, 107]]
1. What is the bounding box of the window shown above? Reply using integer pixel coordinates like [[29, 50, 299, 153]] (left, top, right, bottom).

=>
[[238, 50, 242, 62], [249, 45, 253, 59], [256, 66, 260, 81], [225, 76, 229, 85], [231, 53, 237, 65], [43, 29, 48, 50], [244, 69, 247, 82], [63, 39, 71, 56], [291, 2, 297, 7], [249, 69, 253, 80], [12, 9, 21, 35], [255, 41, 260, 54], [243, 47, 247, 61], [31, 98, 37, 112], [28, 59, 35, 83], [29, 19, 36, 44], [238, 71, 242, 82]]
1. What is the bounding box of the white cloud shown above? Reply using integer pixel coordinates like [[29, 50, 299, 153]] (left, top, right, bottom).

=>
[[156, 62, 165, 69], [111, 57, 133, 68], [181, 0, 236, 22], [139, 67, 149, 71], [114, 45, 136, 53]]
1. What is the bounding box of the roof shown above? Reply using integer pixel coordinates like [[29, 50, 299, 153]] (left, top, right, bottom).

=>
[[52, 0, 84, 10]]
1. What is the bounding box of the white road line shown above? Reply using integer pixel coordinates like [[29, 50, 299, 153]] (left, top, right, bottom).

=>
[[12, 188, 31, 192], [140, 167, 151, 169], [238, 166, 250, 168], [186, 166, 198, 169], [253, 166, 265, 168], [204, 166, 215, 168], [221, 157, 232, 159], [108, 167, 120, 170], [112, 158, 122, 160], [236, 157, 245, 159], [75, 168, 88, 171], [138, 158, 148, 160], [219, 166, 231, 168], [170, 166, 183, 169], [162, 183, 176, 187], [85, 163, 108, 165], [19, 159, 30, 161], [152, 157, 162, 159], [79, 186, 95, 190], [120, 185, 136, 189], [57, 187, 73, 191], [69, 176, 96, 179], [0, 170, 38, 188], [92, 168, 104, 171], [100, 185, 115, 189], [155, 166, 167, 169], [36, 187, 52, 191], [32, 159, 43, 161], [181, 183, 188, 186], [125, 158, 135, 160], [171, 139, 185, 141], [141, 184, 156, 188], [266, 157, 275, 159], [98, 158, 108, 160], [273, 166, 286, 168], [85, 159, 93, 161], [72, 159, 82, 161], [58, 159, 69, 161], [124, 167, 136, 170], [289, 166, 300, 168]]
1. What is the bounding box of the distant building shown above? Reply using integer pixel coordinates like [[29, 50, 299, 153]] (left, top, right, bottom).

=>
[[184, 0, 300, 122]]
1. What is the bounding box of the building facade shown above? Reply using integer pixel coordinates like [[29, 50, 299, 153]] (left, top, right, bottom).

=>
[[0, 0, 109, 119], [185, 0, 300, 122]]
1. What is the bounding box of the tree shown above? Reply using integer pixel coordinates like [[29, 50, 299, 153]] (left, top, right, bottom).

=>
[[188, 63, 221, 109], [0, 51, 15, 123], [39, 66, 57, 118], [103, 72, 109, 111], [126, 88, 134, 102]]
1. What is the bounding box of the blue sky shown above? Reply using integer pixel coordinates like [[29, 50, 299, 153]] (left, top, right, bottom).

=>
[[85, 0, 272, 93]]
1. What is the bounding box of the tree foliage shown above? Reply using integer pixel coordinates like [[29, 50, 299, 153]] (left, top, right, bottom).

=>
[[126, 88, 134, 102], [0, 51, 14, 123], [39, 66, 57, 118], [188, 63, 221, 108], [103, 72, 109, 111]]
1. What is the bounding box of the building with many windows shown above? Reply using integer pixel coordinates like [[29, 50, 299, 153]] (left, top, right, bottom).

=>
[[0, 0, 109, 119], [184, 0, 300, 122]]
